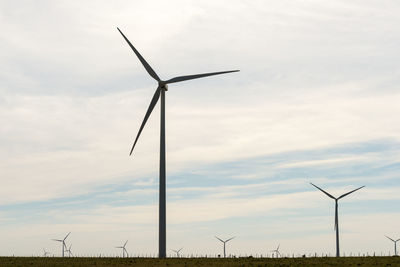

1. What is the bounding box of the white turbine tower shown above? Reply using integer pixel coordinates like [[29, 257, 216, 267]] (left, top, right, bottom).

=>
[[117, 27, 239, 258], [310, 183, 364, 257], [52, 232, 70, 257], [116, 240, 128, 258], [215, 236, 235, 258], [385, 235, 400, 256]]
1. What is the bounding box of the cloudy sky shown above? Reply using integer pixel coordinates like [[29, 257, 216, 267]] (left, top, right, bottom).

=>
[[1, 0, 400, 257]]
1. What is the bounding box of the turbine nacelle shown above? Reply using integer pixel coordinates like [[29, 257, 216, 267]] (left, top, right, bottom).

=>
[[159, 82, 168, 91]]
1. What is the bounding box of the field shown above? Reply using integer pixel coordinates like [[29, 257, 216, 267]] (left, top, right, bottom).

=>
[[1, 256, 400, 267]]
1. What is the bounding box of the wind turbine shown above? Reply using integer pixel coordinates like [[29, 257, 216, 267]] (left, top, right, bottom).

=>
[[215, 236, 235, 258], [65, 244, 73, 257], [171, 247, 183, 258], [116, 240, 128, 258], [271, 244, 281, 258], [310, 183, 364, 257], [385, 235, 400, 256], [52, 232, 70, 257], [42, 248, 51, 257], [117, 27, 239, 258]]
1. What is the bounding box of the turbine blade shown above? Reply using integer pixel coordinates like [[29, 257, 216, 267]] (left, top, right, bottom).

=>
[[63, 232, 71, 241], [226, 236, 235, 242], [386, 235, 395, 242], [117, 28, 160, 82], [124, 240, 128, 247], [277, 244, 280, 250], [130, 87, 161, 155], [52, 239, 62, 242], [164, 70, 239, 84], [396, 239, 400, 242], [310, 183, 336, 199], [337, 186, 365, 200], [215, 236, 224, 243]]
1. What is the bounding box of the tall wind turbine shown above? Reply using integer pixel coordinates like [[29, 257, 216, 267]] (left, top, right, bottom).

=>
[[385, 235, 400, 256], [117, 27, 239, 258], [271, 244, 281, 258], [52, 232, 70, 257], [171, 247, 183, 258], [215, 236, 235, 258], [310, 183, 364, 257], [116, 240, 128, 258]]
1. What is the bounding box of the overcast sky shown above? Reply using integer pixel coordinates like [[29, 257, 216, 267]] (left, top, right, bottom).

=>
[[1, 0, 400, 257]]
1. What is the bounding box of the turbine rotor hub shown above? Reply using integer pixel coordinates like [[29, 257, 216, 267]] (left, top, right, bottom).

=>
[[159, 81, 168, 91]]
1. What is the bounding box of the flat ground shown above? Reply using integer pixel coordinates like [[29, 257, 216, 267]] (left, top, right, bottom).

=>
[[1, 256, 400, 267]]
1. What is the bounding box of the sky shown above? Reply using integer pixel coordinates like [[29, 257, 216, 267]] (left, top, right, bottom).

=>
[[1, 0, 400, 257]]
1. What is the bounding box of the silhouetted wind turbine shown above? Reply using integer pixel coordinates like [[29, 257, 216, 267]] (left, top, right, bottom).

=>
[[385, 235, 400, 256], [215, 236, 235, 258], [42, 248, 51, 257], [271, 244, 281, 258], [171, 247, 183, 258], [117, 27, 239, 258], [310, 183, 364, 257], [52, 232, 70, 257], [116, 240, 128, 258], [65, 244, 73, 257]]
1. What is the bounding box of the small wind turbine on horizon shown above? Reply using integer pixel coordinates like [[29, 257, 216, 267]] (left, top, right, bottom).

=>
[[65, 244, 73, 257], [215, 236, 235, 258], [171, 247, 183, 258], [271, 244, 281, 258], [117, 27, 239, 259], [385, 235, 400, 256], [116, 240, 128, 258], [52, 232, 70, 257], [310, 182, 364, 257], [42, 248, 51, 257]]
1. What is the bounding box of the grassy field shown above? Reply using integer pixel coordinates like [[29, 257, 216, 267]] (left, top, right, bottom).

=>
[[1, 256, 400, 267]]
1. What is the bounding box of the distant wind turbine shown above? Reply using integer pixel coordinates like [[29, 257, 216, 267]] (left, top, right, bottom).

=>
[[171, 247, 183, 258], [215, 236, 235, 258], [310, 183, 364, 257], [52, 232, 70, 257], [42, 248, 51, 257], [116, 240, 128, 258], [117, 27, 239, 258], [65, 244, 73, 257], [271, 244, 281, 258], [385, 235, 400, 256]]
